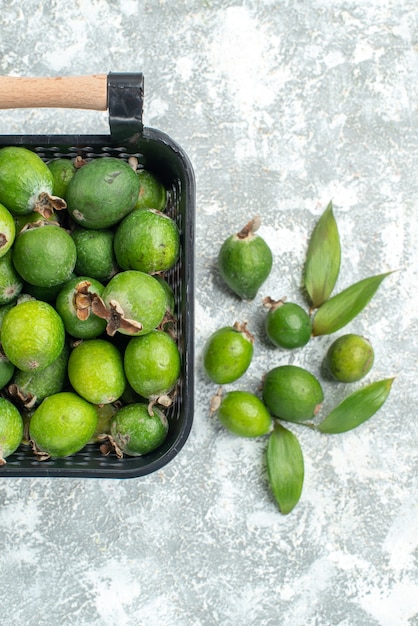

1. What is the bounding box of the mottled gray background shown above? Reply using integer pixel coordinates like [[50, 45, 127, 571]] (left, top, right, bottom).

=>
[[0, 1, 417, 625]]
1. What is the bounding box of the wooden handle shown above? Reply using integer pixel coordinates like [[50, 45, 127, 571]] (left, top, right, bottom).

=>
[[0, 74, 108, 110]]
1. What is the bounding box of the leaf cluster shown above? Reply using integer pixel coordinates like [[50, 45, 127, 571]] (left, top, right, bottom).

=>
[[266, 201, 396, 513], [210, 203, 396, 515]]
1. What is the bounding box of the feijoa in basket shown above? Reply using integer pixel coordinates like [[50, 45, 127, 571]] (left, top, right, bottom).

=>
[[0, 73, 195, 478]]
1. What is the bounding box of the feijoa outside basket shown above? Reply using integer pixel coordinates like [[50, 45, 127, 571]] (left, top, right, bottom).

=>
[[0, 73, 195, 478]]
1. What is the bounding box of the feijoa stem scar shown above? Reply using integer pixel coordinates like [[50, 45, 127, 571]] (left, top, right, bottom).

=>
[[317, 377, 395, 434], [34, 191, 67, 219], [266, 422, 304, 514], [304, 201, 341, 309], [237, 216, 262, 238]]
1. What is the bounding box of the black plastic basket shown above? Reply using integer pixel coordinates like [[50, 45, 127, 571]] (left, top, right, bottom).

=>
[[0, 73, 195, 477]]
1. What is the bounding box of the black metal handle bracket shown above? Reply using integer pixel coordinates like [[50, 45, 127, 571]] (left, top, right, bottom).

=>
[[108, 72, 144, 148]]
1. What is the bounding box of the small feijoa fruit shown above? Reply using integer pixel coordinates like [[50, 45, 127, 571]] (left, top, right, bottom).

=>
[[67, 339, 126, 405], [0, 203, 15, 259], [218, 217, 273, 300], [109, 403, 169, 457], [97, 270, 167, 336], [55, 276, 107, 339], [12, 223, 77, 288], [114, 208, 180, 274], [66, 157, 140, 229], [0, 146, 62, 217], [124, 330, 180, 402], [0, 397, 23, 464], [262, 364, 323, 423], [324, 333, 374, 383], [264, 298, 312, 349], [0, 351, 14, 388], [203, 322, 254, 384], [29, 392, 98, 458], [134, 168, 167, 211], [213, 389, 272, 438], [1, 299, 65, 372], [47, 158, 76, 197], [0, 250, 23, 304], [8, 343, 69, 409], [71, 227, 117, 281]]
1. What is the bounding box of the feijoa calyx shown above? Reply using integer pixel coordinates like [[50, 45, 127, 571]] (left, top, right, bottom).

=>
[[91, 270, 168, 336], [218, 217, 273, 300]]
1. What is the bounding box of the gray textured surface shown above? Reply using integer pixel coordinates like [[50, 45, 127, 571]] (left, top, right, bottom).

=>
[[0, 1, 417, 625]]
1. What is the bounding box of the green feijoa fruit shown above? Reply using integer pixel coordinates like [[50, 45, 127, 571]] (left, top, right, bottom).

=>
[[109, 403, 169, 457], [0, 146, 66, 217], [135, 169, 167, 211], [119, 380, 143, 405], [68, 339, 126, 405], [0, 203, 15, 259], [0, 397, 23, 464], [24, 275, 74, 303], [155, 276, 176, 334], [88, 402, 119, 443], [155, 276, 175, 315], [212, 389, 272, 437], [12, 223, 77, 288], [124, 330, 181, 401], [8, 343, 70, 409], [47, 158, 76, 198], [1, 299, 65, 372], [203, 322, 254, 384], [30, 391, 98, 459], [264, 298, 312, 349], [14, 212, 59, 234], [0, 250, 23, 304], [266, 422, 304, 515], [324, 333, 374, 383], [55, 276, 107, 339], [114, 208, 180, 274], [0, 303, 14, 339], [96, 270, 167, 336], [71, 227, 117, 281], [317, 378, 394, 434], [218, 217, 273, 300], [66, 157, 140, 229], [262, 365, 323, 423], [0, 350, 14, 389]]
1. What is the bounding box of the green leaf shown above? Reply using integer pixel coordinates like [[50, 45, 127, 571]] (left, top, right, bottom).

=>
[[317, 378, 395, 434], [304, 201, 341, 308], [312, 271, 393, 336], [266, 422, 304, 514]]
